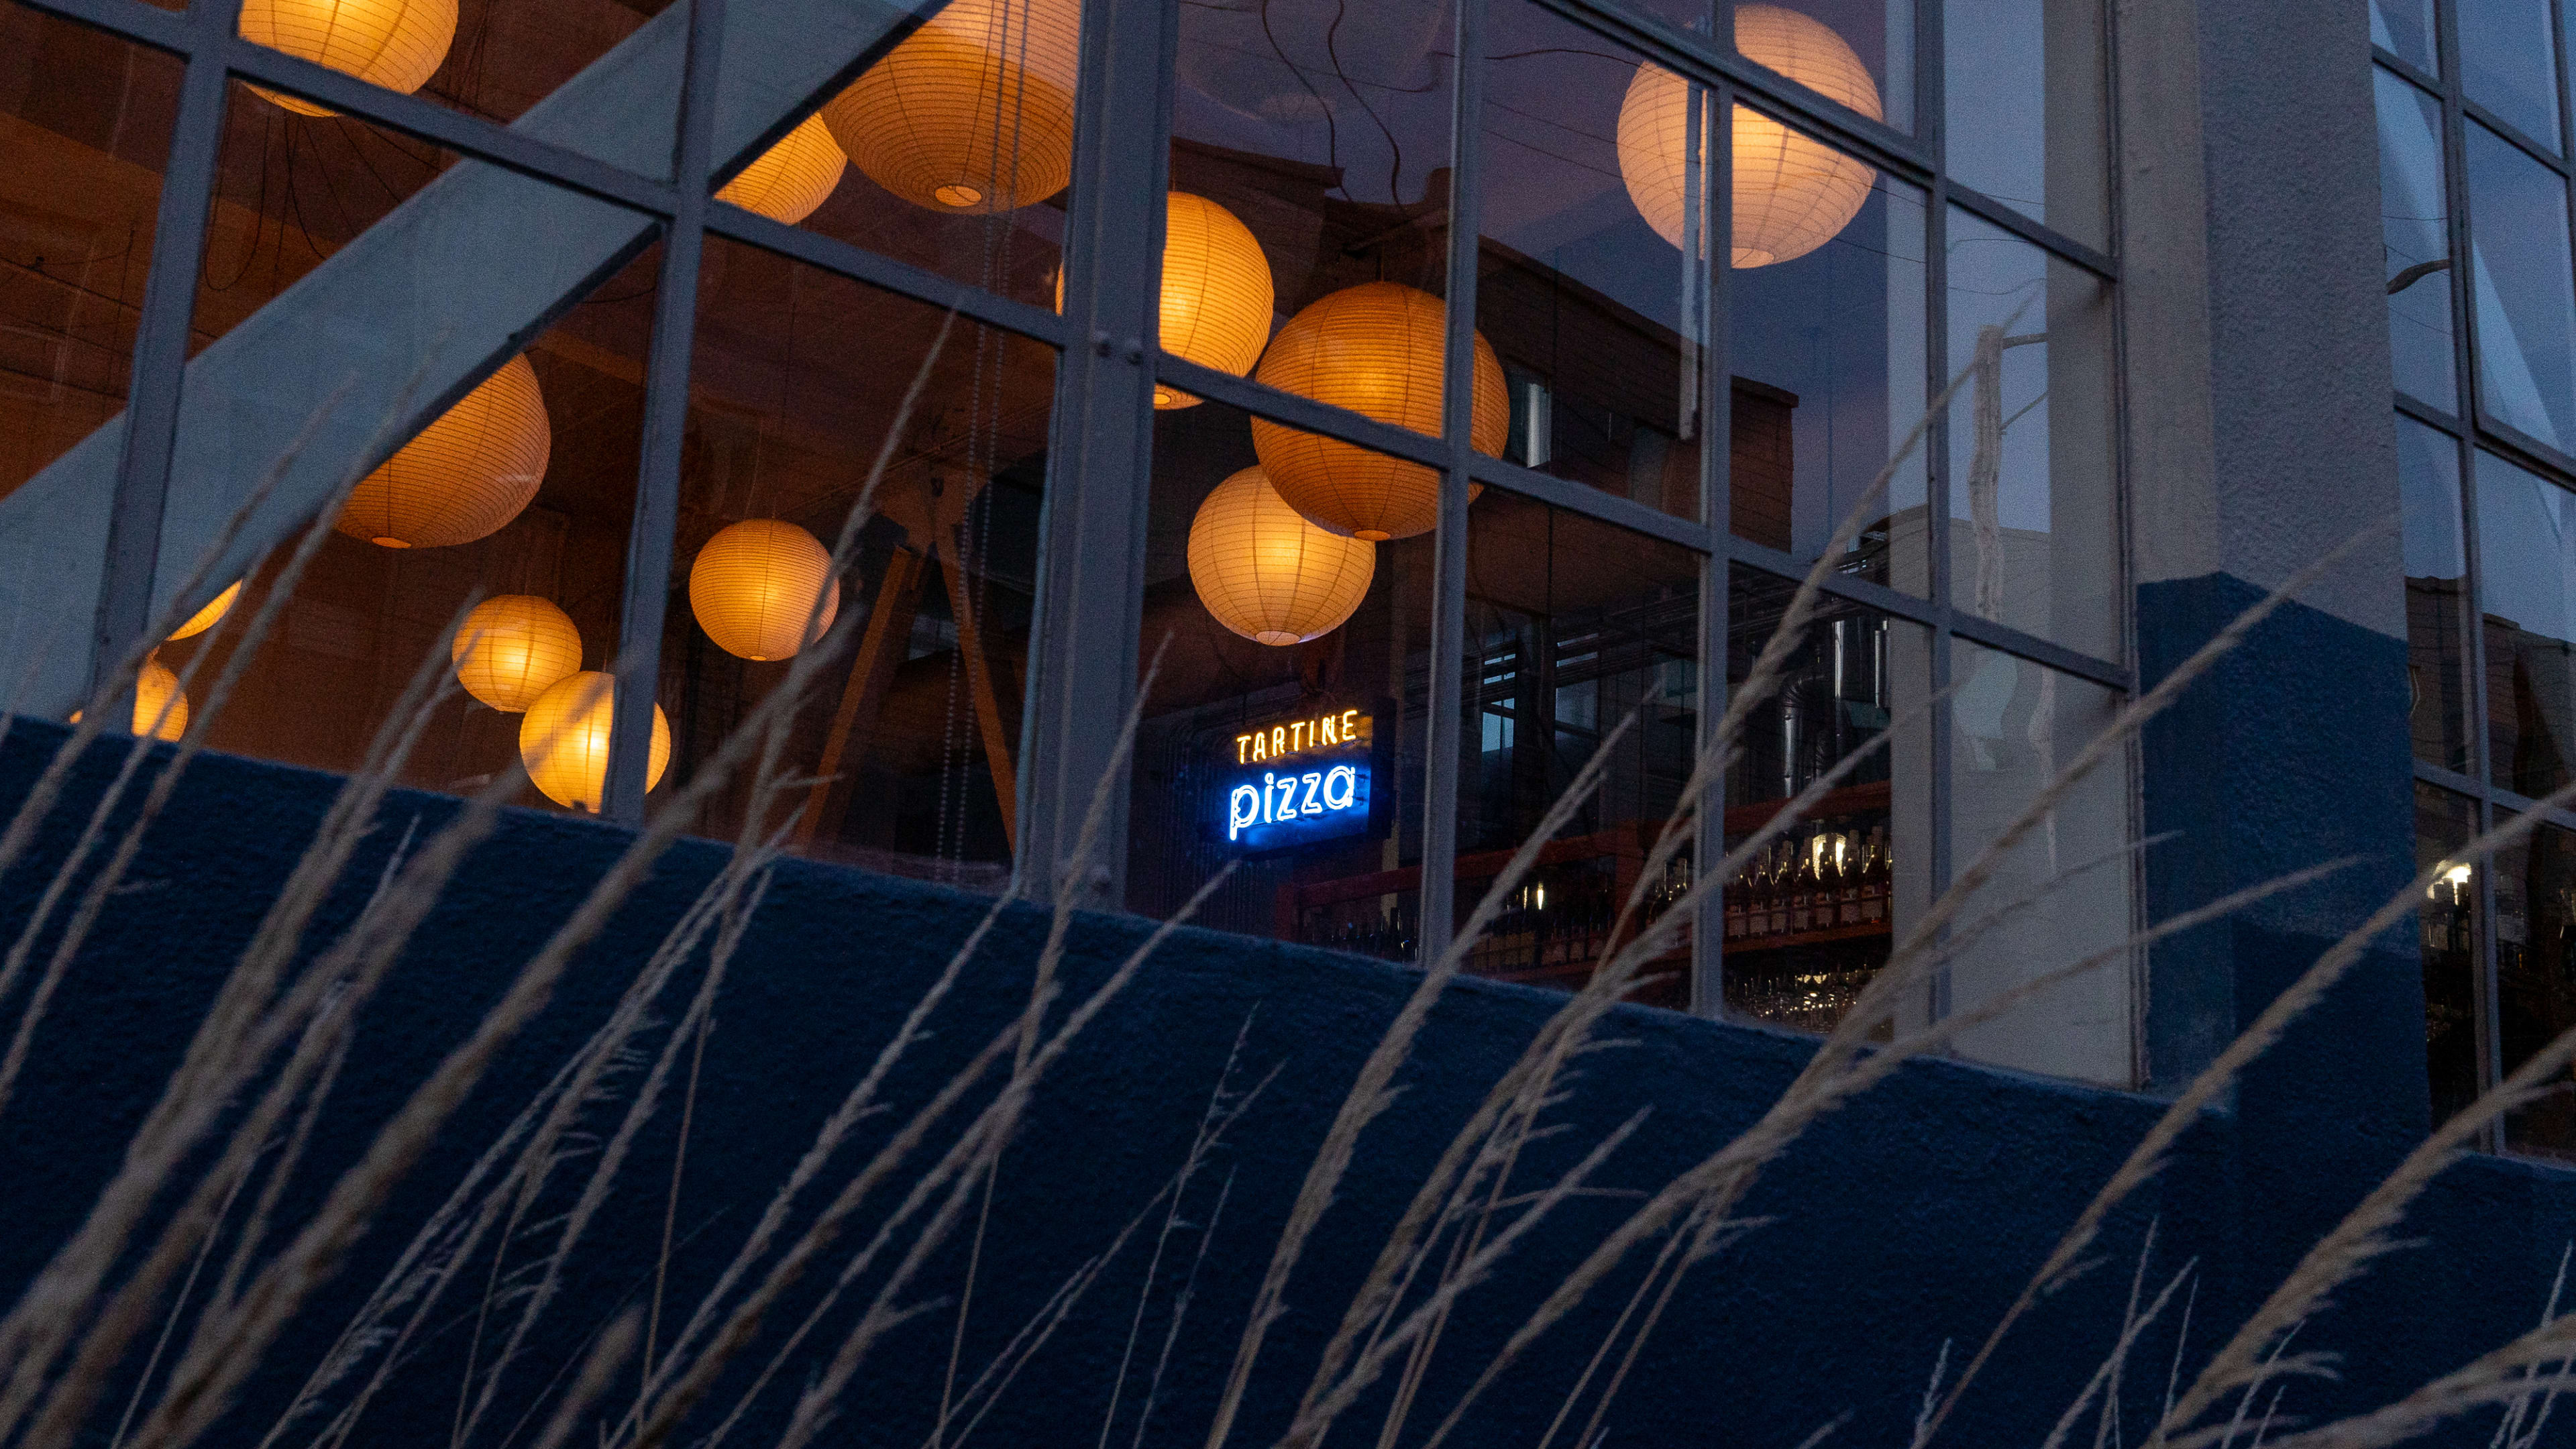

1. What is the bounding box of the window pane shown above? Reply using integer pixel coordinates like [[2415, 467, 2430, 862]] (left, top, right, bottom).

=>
[[1453, 498, 1703, 1006], [2465, 119, 2576, 451], [1945, 208, 2118, 661], [1942, 0, 2106, 250], [782, 0, 1080, 303], [1734, 0, 1913, 134], [1721, 568, 1929, 1035], [2400, 417, 2472, 773], [2475, 448, 2576, 796], [233, 0, 663, 131], [2418, 782, 2484, 1129], [1476, 0, 1705, 523], [1946, 641, 2132, 1087], [2459, 0, 2561, 149], [661, 237, 1055, 878], [1126, 400, 1431, 952], [2377, 66, 2457, 411], [2498, 820, 2576, 1159], [0, 3, 180, 498], [1731, 140, 1928, 594], [1172, 0, 1455, 323], [191, 78, 451, 355], [2374, 0, 2438, 70], [156, 224, 657, 805]]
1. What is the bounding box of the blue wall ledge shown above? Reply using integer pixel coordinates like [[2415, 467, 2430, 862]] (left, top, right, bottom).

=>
[[0, 712, 2569, 1449]]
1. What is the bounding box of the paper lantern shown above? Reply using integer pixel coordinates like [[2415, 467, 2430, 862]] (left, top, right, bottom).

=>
[[1617, 5, 1881, 268], [453, 594, 582, 712], [821, 0, 1081, 214], [166, 581, 241, 642], [1187, 466, 1375, 646], [689, 519, 841, 662], [1248, 281, 1507, 541], [239, 0, 458, 117], [1052, 193, 1274, 407], [519, 671, 670, 812], [716, 113, 848, 225], [335, 354, 550, 550], [76, 658, 189, 740]]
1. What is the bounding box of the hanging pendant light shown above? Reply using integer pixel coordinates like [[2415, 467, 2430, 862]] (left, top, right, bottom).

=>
[[335, 354, 551, 550], [1248, 281, 1508, 541], [1052, 192, 1275, 407], [166, 581, 242, 643], [689, 519, 841, 662], [1617, 5, 1881, 268], [239, 0, 458, 117], [1187, 466, 1375, 646], [453, 594, 583, 712], [716, 113, 848, 225], [74, 657, 189, 741], [519, 671, 670, 812], [820, 0, 1082, 214]]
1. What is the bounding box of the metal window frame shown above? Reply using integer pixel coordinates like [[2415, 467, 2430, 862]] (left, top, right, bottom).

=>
[[22, 0, 2133, 1031], [2381, 0, 2576, 1158]]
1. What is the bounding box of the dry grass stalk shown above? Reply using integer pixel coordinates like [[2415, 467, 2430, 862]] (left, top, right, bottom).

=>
[[2156, 794, 2576, 1447], [525, 1309, 639, 1449]]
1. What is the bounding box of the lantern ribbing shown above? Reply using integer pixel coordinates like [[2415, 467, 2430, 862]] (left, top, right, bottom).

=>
[[519, 672, 670, 812], [335, 354, 551, 550], [239, 0, 457, 116], [453, 595, 583, 712], [1187, 466, 1375, 646], [690, 519, 841, 662], [821, 0, 1081, 214]]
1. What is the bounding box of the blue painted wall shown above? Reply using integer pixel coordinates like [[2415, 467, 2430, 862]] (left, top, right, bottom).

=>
[[0, 677, 2565, 1449]]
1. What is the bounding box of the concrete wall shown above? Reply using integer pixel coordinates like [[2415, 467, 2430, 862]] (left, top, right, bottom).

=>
[[0, 720, 2568, 1449]]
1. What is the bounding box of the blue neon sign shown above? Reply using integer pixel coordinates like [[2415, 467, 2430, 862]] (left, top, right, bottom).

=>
[[1212, 707, 1377, 852]]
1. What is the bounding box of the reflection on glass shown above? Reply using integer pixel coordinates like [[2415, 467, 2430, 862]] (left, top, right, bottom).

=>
[[1945, 209, 2118, 659], [664, 237, 1054, 878], [796, 0, 1081, 304], [1452, 500, 1700, 1004], [1126, 400, 1432, 951], [2458, 0, 2561, 148], [1739, 0, 1912, 133], [159, 239, 659, 804], [1722, 568, 1927, 1036], [2377, 67, 2457, 410], [1943, 0, 2106, 250], [194, 80, 452, 354], [234, 0, 659, 126], [2418, 782, 2483, 1129], [2399, 417, 2471, 772], [2475, 449, 2576, 797], [0, 3, 180, 498], [2466, 119, 2576, 451], [1946, 641, 2131, 1087], [1173, 0, 1455, 303], [1478, 0, 1705, 521], [2498, 822, 2576, 1159], [1729, 160, 1927, 591], [2375, 0, 2440, 70]]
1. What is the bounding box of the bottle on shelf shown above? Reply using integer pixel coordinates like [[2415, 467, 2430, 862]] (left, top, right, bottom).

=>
[[1835, 830, 1861, 927], [1859, 825, 1890, 926]]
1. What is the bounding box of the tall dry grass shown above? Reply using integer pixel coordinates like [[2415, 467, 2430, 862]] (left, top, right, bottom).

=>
[[0, 332, 2561, 1449]]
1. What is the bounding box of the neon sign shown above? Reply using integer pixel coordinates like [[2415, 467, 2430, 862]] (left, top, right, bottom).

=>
[[1216, 707, 1376, 851]]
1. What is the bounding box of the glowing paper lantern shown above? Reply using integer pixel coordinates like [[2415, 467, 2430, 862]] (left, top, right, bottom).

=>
[[716, 114, 848, 225], [239, 0, 458, 117], [1187, 466, 1375, 646], [452, 594, 582, 712], [76, 658, 189, 740], [1248, 281, 1507, 541], [820, 0, 1081, 214], [166, 581, 241, 642], [335, 354, 551, 550], [1051, 193, 1274, 407], [689, 519, 841, 661], [1617, 5, 1881, 267], [518, 670, 670, 812]]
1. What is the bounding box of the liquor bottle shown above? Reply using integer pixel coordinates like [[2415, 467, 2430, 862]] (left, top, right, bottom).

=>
[[1833, 831, 1859, 926], [1788, 834, 1815, 934], [1860, 826, 1890, 925], [1770, 842, 1794, 936], [1724, 859, 1748, 940]]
